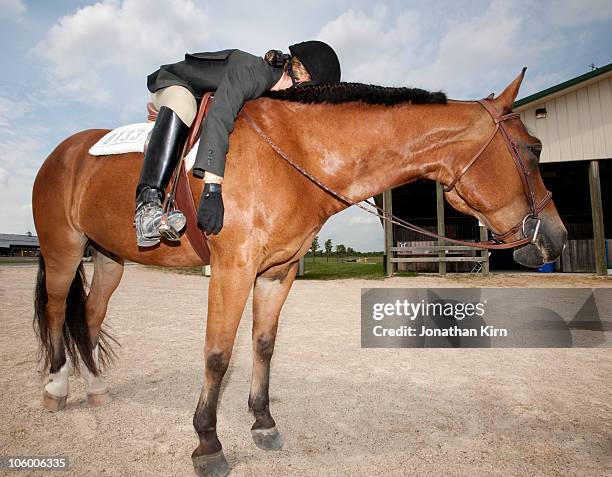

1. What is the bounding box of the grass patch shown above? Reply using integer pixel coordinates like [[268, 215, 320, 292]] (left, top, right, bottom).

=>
[[0, 257, 39, 265], [299, 259, 417, 280], [300, 261, 384, 280], [147, 265, 206, 276], [146, 259, 418, 280]]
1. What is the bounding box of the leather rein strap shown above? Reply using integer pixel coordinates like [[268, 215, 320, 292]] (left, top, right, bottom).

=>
[[241, 99, 552, 250]]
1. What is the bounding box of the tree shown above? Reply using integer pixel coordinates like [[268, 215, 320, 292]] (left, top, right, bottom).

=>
[[324, 238, 333, 262], [335, 244, 346, 256], [346, 246, 356, 256], [311, 235, 320, 262]]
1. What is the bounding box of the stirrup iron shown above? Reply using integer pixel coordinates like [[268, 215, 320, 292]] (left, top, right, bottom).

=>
[[159, 215, 181, 241]]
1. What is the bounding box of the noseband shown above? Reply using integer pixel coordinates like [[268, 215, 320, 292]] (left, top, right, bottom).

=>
[[443, 99, 552, 246], [242, 98, 553, 250]]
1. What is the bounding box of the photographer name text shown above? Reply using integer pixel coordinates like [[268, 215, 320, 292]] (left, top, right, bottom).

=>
[[372, 324, 507, 337]]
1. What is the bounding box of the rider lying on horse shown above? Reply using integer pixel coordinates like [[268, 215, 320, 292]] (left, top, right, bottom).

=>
[[135, 41, 342, 247]]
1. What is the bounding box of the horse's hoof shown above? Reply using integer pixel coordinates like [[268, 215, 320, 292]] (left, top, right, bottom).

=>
[[42, 390, 67, 412], [87, 390, 111, 407], [251, 426, 283, 451], [192, 450, 230, 477]]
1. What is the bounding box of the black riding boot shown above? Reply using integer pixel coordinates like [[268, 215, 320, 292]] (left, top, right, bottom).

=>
[[135, 106, 189, 247]]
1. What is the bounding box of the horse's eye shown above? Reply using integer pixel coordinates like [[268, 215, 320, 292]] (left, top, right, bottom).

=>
[[528, 145, 542, 160]]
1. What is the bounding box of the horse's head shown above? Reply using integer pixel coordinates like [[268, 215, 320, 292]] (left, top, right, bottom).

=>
[[442, 69, 567, 267]]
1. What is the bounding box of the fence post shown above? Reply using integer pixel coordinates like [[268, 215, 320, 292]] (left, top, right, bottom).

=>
[[436, 182, 446, 275], [383, 189, 394, 277], [589, 160, 607, 276], [297, 256, 305, 277], [479, 221, 489, 276]]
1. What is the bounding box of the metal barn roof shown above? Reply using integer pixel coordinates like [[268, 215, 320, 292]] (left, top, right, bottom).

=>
[[0, 233, 40, 248], [514, 62, 612, 109]]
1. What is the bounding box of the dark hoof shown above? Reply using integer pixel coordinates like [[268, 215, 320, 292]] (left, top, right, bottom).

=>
[[42, 390, 67, 412], [251, 426, 283, 451], [192, 450, 230, 477]]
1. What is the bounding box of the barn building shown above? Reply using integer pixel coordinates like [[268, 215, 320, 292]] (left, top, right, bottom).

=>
[[382, 63, 612, 275], [0, 232, 40, 257]]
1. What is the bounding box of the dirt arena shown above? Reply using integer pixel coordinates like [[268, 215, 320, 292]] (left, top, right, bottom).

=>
[[1, 264, 611, 476]]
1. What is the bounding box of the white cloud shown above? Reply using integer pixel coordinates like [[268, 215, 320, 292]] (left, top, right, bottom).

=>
[[0, 95, 30, 128], [0, 166, 9, 187], [0, 0, 25, 19], [0, 133, 44, 234], [519, 71, 567, 98], [316, 1, 579, 99], [348, 211, 379, 226], [318, 6, 422, 84], [0, 92, 47, 236], [551, 0, 612, 26], [0, 136, 45, 179], [0, 174, 36, 234], [407, 0, 528, 96], [319, 206, 384, 251], [35, 0, 210, 107], [36, 0, 598, 110]]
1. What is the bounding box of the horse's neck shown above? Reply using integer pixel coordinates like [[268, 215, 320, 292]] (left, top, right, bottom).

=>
[[280, 100, 481, 211]]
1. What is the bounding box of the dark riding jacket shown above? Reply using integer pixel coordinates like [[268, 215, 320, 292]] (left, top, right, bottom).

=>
[[147, 49, 284, 178]]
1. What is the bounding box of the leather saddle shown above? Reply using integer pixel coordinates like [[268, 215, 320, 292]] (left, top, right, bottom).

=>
[[146, 92, 213, 264]]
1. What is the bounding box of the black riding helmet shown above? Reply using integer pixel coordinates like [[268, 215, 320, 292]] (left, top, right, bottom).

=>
[[288, 40, 341, 85]]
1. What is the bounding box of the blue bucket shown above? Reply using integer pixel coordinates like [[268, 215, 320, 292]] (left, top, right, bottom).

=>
[[537, 262, 555, 273]]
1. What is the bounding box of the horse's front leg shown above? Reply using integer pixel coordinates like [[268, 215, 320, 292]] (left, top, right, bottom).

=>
[[191, 260, 257, 477], [249, 261, 298, 451]]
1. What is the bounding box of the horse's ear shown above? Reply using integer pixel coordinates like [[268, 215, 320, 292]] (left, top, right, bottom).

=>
[[486, 93, 495, 100], [495, 67, 527, 112]]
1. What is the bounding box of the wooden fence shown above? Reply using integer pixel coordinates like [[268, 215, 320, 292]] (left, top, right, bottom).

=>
[[390, 241, 489, 275]]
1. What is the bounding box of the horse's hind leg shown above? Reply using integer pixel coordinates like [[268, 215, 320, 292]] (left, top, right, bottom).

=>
[[80, 246, 124, 406], [36, 233, 88, 412], [249, 261, 299, 451]]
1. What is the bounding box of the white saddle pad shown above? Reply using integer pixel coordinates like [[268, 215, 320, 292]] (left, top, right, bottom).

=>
[[88, 122, 199, 172]]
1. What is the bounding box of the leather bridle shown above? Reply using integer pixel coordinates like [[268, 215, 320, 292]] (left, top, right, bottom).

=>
[[442, 99, 552, 247], [241, 98, 553, 250]]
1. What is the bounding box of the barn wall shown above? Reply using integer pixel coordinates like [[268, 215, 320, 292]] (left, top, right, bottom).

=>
[[519, 74, 612, 163]]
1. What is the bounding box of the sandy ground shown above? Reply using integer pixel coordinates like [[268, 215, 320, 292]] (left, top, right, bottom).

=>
[[1, 264, 611, 476]]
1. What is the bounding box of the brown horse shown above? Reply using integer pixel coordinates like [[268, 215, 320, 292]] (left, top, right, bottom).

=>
[[32, 69, 566, 476]]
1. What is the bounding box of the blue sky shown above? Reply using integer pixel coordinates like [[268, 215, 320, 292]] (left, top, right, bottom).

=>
[[1, 0, 611, 251]]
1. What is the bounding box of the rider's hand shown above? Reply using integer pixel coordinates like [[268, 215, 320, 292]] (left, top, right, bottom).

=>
[[198, 183, 224, 235]]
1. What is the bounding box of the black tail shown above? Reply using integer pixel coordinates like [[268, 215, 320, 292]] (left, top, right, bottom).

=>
[[33, 255, 117, 376]]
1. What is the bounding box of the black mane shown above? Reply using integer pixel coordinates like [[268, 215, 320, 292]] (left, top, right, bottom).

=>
[[265, 82, 447, 106]]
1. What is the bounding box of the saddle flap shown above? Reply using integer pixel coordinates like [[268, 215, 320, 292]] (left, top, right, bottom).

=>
[[173, 93, 214, 264]]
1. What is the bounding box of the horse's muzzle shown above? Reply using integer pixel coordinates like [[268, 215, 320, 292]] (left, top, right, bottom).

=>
[[513, 213, 567, 268]]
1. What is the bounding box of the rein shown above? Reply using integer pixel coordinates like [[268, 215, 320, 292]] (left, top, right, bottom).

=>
[[241, 99, 552, 250]]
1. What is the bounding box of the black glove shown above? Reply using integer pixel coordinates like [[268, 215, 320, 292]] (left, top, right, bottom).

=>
[[197, 183, 224, 235]]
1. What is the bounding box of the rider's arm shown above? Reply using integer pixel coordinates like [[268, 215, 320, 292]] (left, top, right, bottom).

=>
[[193, 62, 275, 180]]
